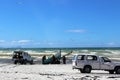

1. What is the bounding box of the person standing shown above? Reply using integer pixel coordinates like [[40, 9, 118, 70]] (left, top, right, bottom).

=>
[[62, 56, 66, 64], [42, 55, 46, 64]]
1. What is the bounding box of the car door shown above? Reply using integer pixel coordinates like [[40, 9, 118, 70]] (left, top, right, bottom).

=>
[[77, 55, 85, 68], [86, 55, 100, 69], [100, 57, 113, 70]]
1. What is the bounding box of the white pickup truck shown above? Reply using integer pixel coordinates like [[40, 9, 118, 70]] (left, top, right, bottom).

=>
[[72, 54, 120, 74]]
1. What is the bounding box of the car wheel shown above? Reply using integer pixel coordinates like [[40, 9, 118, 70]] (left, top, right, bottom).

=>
[[20, 60, 24, 64], [23, 59, 27, 64], [14, 60, 17, 64], [115, 67, 120, 74], [80, 69, 85, 73], [109, 70, 114, 74], [83, 66, 91, 73], [30, 60, 33, 65]]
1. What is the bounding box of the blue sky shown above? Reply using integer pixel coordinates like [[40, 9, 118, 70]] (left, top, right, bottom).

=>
[[0, 0, 120, 48]]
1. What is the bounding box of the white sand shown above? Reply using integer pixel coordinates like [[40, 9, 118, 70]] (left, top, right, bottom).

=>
[[0, 59, 120, 80]]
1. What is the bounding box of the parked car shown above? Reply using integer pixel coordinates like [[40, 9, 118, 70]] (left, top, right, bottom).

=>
[[72, 54, 120, 74], [12, 50, 33, 64]]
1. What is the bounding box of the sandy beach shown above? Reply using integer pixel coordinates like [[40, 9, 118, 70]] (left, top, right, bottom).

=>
[[0, 57, 120, 80]]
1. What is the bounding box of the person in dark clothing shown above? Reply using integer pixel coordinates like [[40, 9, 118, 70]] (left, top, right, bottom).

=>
[[62, 56, 66, 64], [42, 55, 46, 64], [51, 55, 56, 64]]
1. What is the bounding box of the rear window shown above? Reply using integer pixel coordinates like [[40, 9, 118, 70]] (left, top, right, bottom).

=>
[[87, 55, 97, 61], [77, 55, 84, 60]]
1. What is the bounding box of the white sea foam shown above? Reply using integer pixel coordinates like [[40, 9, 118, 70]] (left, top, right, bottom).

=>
[[0, 48, 120, 58], [89, 52, 97, 55], [81, 50, 89, 53]]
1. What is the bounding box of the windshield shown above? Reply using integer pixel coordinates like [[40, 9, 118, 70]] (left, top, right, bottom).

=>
[[102, 57, 111, 62]]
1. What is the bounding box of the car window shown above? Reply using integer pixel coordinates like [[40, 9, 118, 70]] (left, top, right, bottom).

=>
[[102, 57, 111, 62], [87, 56, 97, 61], [77, 55, 84, 60]]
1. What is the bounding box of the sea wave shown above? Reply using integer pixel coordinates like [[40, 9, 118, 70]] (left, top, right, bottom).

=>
[[0, 48, 119, 57]]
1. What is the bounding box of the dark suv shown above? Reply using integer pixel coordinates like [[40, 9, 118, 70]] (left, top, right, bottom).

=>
[[12, 50, 33, 64]]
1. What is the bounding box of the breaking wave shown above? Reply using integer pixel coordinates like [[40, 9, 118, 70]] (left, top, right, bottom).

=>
[[0, 48, 120, 57]]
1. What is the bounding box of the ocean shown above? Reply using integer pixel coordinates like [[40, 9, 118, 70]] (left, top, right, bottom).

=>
[[0, 47, 120, 58]]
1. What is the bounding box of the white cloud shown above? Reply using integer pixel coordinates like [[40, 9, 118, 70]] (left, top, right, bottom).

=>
[[0, 40, 33, 47], [10, 40, 32, 46], [18, 40, 32, 45], [35, 42, 54, 45], [66, 29, 86, 33], [11, 40, 31, 44], [0, 40, 5, 43], [18, 40, 31, 44]]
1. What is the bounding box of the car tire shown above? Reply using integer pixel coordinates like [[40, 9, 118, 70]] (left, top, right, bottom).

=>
[[109, 70, 114, 74], [83, 66, 91, 73], [30, 60, 33, 65], [14, 60, 17, 64], [115, 67, 120, 74], [23, 59, 27, 64], [80, 69, 85, 73], [20, 60, 24, 64]]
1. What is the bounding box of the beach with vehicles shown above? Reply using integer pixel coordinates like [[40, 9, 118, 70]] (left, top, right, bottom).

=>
[[0, 57, 120, 80], [0, 48, 120, 80]]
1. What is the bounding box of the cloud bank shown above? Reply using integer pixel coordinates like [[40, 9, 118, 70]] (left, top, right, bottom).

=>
[[18, 40, 31, 44], [0, 39, 119, 48]]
